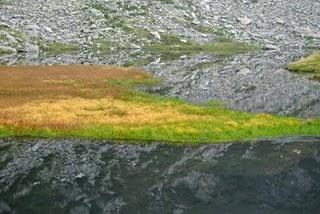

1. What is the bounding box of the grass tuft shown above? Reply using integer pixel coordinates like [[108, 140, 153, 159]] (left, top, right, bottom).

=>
[[39, 42, 79, 53], [288, 52, 320, 81], [144, 33, 258, 57]]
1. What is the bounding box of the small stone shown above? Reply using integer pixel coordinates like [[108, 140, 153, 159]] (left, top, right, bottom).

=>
[[88, 8, 104, 17], [201, 34, 208, 38], [293, 149, 301, 155], [238, 68, 252, 75], [237, 17, 252, 26], [264, 44, 279, 50], [152, 57, 161, 64], [191, 20, 200, 25], [0, 21, 10, 28], [43, 26, 53, 33], [151, 31, 161, 40], [24, 43, 40, 53], [275, 18, 285, 25], [128, 43, 141, 50], [76, 173, 86, 179], [25, 24, 41, 38]]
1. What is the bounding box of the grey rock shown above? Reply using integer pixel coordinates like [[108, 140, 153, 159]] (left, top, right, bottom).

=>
[[0, 21, 10, 28], [25, 24, 41, 38], [24, 43, 40, 52], [238, 68, 252, 75], [43, 26, 53, 33], [88, 8, 104, 18], [128, 43, 141, 50], [76, 172, 86, 179], [237, 17, 253, 26], [264, 44, 279, 50], [151, 31, 161, 40]]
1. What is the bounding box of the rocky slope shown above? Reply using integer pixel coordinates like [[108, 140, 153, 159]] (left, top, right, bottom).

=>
[[1, 0, 319, 53], [0, 0, 320, 117]]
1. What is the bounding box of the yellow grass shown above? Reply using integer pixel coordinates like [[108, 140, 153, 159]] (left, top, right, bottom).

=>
[[1, 97, 203, 128], [0, 65, 319, 143]]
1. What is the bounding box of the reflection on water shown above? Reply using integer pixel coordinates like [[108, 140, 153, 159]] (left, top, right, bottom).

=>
[[1, 137, 320, 213]]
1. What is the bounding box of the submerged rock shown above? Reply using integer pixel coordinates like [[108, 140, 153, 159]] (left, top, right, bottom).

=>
[[1, 137, 320, 213]]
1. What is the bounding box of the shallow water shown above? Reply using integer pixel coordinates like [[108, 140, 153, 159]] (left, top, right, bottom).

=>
[[1, 137, 320, 213]]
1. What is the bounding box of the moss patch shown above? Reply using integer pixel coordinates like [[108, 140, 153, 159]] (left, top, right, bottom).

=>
[[0, 65, 319, 144], [288, 52, 320, 81], [0, 47, 15, 55], [39, 42, 79, 53], [144, 33, 258, 57]]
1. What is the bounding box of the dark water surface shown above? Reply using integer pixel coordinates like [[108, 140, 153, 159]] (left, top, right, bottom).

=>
[[1, 137, 320, 213]]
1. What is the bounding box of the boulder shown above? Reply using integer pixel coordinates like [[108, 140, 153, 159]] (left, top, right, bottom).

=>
[[151, 31, 161, 40], [25, 24, 41, 38]]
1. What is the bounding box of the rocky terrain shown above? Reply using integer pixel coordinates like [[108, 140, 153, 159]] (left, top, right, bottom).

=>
[[1, 1, 320, 213], [1, 0, 319, 52], [0, 0, 320, 117]]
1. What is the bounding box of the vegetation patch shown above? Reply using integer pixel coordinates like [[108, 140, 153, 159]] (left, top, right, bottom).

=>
[[144, 33, 258, 57], [89, 39, 111, 52], [288, 52, 320, 81], [0, 65, 319, 144], [39, 42, 79, 53], [0, 47, 15, 55]]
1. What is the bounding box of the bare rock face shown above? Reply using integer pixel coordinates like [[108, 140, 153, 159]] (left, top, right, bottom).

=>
[[1, 137, 320, 213]]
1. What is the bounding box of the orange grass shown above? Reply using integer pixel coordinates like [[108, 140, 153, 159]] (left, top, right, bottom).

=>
[[0, 65, 319, 143], [0, 65, 148, 108]]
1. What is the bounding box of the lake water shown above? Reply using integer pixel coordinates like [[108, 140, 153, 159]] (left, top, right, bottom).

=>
[[1, 137, 320, 213]]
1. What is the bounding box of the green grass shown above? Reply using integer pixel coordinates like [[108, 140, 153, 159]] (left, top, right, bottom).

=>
[[1, 93, 320, 144], [0, 65, 319, 144], [39, 42, 79, 53], [144, 33, 258, 57], [89, 39, 111, 52], [288, 52, 320, 80], [0, 47, 15, 55], [0, 26, 24, 53]]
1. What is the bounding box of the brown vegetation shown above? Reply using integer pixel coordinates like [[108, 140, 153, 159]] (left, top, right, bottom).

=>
[[0, 65, 149, 108]]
